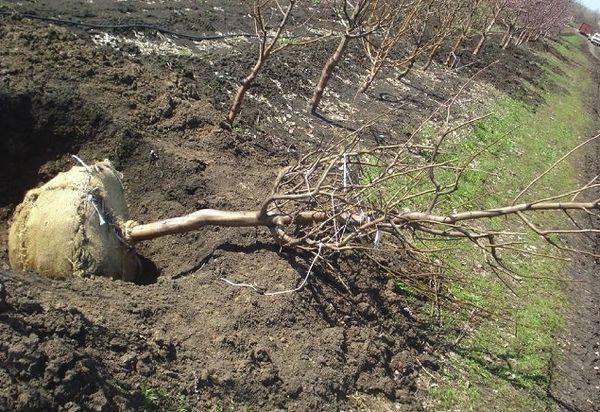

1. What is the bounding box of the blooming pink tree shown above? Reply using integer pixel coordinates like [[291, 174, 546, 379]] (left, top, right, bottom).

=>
[[511, 0, 573, 46]]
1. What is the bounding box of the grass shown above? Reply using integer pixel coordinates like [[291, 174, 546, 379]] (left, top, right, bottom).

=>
[[421, 35, 595, 411], [141, 385, 190, 412]]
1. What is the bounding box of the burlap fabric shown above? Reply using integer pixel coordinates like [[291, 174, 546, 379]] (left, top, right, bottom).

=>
[[8, 160, 139, 281]]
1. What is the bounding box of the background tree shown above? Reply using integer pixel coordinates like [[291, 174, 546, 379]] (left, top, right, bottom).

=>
[[473, 0, 511, 56], [498, 0, 526, 49], [572, 0, 600, 31], [357, 0, 430, 94], [227, 0, 300, 124], [421, 0, 463, 71], [444, 0, 484, 66], [309, 0, 374, 114]]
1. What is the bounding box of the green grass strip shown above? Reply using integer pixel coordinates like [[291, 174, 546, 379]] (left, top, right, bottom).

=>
[[426, 35, 595, 411]]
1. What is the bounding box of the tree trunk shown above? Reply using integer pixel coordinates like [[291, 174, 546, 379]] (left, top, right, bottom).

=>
[[309, 35, 351, 114], [515, 30, 527, 46], [357, 59, 383, 95], [423, 43, 441, 71], [473, 34, 486, 56], [398, 54, 418, 79], [473, 16, 496, 56], [501, 24, 514, 49], [445, 34, 464, 67], [227, 58, 264, 123], [502, 33, 512, 49], [501, 25, 511, 46], [127, 210, 330, 241]]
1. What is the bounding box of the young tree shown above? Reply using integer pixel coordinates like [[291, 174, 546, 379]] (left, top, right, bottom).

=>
[[421, 0, 463, 71], [227, 0, 297, 124], [122, 123, 600, 300], [361, 0, 440, 84], [530, 0, 574, 42], [309, 0, 374, 114], [444, 0, 484, 66], [498, 0, 526, 49], [472, 0, 511, 56], [357, 0, 429, 94], [11, 92, 599, 295]]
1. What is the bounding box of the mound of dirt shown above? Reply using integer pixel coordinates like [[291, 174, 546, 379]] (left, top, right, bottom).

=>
[[0, 254, 432, 411]]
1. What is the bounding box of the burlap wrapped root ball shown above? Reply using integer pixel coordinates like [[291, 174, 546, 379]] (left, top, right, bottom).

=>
[[8, 160, 140, 281]]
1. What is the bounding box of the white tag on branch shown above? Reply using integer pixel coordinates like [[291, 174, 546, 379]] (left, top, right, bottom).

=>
[[342, 154, 349, 189], [373, 226, 382, 250]]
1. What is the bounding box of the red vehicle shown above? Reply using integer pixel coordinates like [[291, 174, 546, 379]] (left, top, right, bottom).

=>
[[579, 23, 592, 37]]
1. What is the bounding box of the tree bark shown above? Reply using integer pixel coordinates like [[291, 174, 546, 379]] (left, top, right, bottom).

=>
[[309, 34, 351, 114], [227, 59, 264, 123]]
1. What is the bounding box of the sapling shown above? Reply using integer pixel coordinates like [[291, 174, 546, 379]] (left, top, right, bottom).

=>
[[8, 111, 599, 289], [227, 0, 297, 124]]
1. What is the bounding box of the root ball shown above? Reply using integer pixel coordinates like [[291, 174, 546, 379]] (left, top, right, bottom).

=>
[[8, 160, 139, 281]]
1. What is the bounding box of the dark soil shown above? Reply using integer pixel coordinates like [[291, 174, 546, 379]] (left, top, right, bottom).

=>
[[0, 2, 564, 411]]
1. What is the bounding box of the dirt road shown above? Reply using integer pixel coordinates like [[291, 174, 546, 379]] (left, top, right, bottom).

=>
[[549, 46, 600, 412], [587, 40, 600, 60]]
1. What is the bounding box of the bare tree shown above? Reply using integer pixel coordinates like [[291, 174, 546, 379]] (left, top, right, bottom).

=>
[[309, 0, 374, 114], [473, 0, 511, 56], [227, 0, 301, 124], [127, 100, 600, 298], [498, 0, 525, 49], [394, 0, 468, 79], [356, 0, 435, 94], [13, 82, 596, 293], [421, 0, 462, 71], [444, 0, 484, 66], [356, 0, 437, 91]]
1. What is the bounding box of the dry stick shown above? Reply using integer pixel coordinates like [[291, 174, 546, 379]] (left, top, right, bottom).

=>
[[512, 133, 600, 205], [572, 175, 599, 201]]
